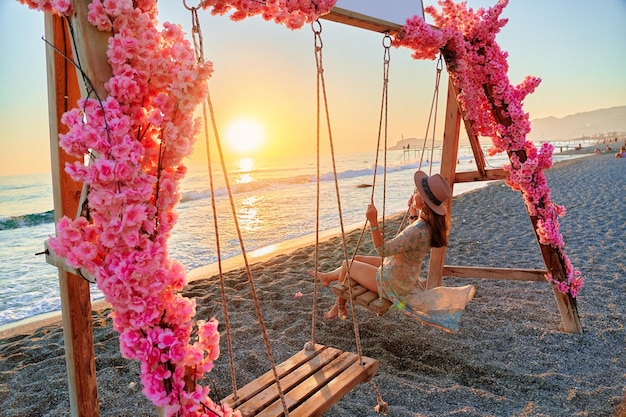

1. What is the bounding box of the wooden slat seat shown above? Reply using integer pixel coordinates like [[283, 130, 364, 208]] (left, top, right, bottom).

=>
[[221, 344, 378, 417], [331, 279, 392, 315]]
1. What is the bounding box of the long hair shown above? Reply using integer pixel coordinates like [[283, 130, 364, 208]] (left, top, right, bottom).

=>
[[422, 204, 450, 248]]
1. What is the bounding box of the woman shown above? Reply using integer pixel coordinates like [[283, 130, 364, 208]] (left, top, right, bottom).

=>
[[309, 171, 475, 332]]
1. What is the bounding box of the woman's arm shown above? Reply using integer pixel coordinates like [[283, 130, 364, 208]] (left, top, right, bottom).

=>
[[366, 202, 383, 248]]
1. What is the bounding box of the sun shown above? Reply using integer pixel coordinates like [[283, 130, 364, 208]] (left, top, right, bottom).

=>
[[225, 118, 265, 153]]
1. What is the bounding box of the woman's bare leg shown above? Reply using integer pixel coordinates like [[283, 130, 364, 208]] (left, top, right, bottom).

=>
[[324, 298, 348, 320], [322, 261, 380, 320], [343, 260, 379, 292], [308, 257, 381, 320], [353, 255, 382, 268], [308, 256, 381, 287], [307, 260, 348, 287]]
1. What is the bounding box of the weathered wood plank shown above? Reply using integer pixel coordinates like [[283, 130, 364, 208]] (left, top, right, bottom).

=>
[[44, 240, 96, 283], [252, 351, 357, 417], [233, 349, 343, 416], [288, 355, 379, 417], [222, 345, 378, 417], [331, 280, 392, 315], [45, 10, 100, 417], [222, 344, 333, 409], [455, 168, 509, 183], [442, 266, 547, 281], [321, 8, 403, 35]]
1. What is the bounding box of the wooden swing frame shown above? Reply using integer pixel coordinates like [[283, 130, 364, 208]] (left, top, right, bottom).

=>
[[43, 3, 580, 417]]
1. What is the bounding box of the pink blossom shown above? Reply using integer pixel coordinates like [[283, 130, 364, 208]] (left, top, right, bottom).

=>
[[87, 0, 112, 31], [554, 280, 570, 295]]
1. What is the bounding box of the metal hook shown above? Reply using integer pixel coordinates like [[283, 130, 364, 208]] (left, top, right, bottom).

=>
[[312, 19, 322, 35], [182, 0, 202, 11], [382, 32, 392, 49], [312, 20, 323, 50]]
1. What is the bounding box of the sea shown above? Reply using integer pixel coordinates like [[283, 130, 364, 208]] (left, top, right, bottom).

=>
[[0, 141, 592, 328]]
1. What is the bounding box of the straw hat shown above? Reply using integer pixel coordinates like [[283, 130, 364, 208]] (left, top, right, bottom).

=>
[[413, 171, 451, 215]]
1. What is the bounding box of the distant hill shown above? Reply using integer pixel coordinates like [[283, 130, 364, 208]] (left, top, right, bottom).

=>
[[527, 106, 626, 141], [388, 106, 626, 150]]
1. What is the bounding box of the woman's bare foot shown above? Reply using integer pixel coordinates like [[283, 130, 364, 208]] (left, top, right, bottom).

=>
[[324, 302, 348, 320], [307, 270, 335, 287]]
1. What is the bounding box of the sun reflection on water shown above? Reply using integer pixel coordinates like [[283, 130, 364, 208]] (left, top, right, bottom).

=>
[[238, 195, 261, 232], [237, 157, 254, 184]]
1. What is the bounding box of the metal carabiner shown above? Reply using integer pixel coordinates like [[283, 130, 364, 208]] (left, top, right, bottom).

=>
[[182, 0, 202, 11]]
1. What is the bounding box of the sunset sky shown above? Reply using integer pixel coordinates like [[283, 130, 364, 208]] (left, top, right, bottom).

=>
[[1, 0, 624, 176]]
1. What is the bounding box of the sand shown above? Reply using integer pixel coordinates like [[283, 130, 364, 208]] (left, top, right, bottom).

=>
[[0, 146, 624, 416]]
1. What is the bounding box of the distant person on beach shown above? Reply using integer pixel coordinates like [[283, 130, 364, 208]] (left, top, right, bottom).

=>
[[616, 146, 626, 158], [309, 171, 475, 332]]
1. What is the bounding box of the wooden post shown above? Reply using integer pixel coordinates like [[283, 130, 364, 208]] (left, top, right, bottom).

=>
[[426, 76, 461, 289], [45, 13, 99, 417], [482, 85, 583, 334]]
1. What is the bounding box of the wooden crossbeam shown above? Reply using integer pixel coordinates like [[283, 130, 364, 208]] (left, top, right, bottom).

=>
[[44, 240, 96, 283], [321, 8, 403, 35], [455, 168, 508, 183], [442, 266, 547, 282], [331, 279, 392, 315], [221, 344, 379, 417]]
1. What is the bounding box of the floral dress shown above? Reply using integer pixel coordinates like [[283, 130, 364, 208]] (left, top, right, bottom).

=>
[[376, 220, 475, 332]]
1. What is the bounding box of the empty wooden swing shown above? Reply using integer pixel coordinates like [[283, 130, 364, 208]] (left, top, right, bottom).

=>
[[221, 344, 378, 417]]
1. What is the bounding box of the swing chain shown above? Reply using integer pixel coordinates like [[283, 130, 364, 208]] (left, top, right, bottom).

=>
[[312, 20, 323, 75], [188, 4, 205, 63], [436, 52, 444, 72], [182, 0, 202, 11], [417, 53, 444, 174], [382, 33, 392, 83]]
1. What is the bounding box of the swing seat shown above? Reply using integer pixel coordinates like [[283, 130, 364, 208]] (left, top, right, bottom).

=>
[[221, 344, 378, 417], [331, 279, 392, 315]]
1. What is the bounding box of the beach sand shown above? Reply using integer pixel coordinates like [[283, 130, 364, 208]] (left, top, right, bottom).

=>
[[1, 146, 624, 416]]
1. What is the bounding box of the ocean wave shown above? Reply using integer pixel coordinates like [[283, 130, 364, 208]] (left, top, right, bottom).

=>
[[179, 162, 426, 204], [0, 210, 55, 230]]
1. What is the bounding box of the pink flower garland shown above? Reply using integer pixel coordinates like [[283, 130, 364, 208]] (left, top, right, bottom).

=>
[[199, 0, 337, 30], [19, 1, 337, 415], [397, 0, 583, 297], [25, 0, 227, 414]]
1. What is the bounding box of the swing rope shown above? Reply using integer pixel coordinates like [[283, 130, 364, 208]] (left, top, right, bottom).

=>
[[185, 3, 238, 401], [311, 20, 364, 363], [395, 54, 443, 235], [371, 33, 392, 286], [418, 54, 444, 175], [312, 20, 388, 414], [340, 33, 393, 304], [329, 41, 445, 300], [185, 3, 290, 414]]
